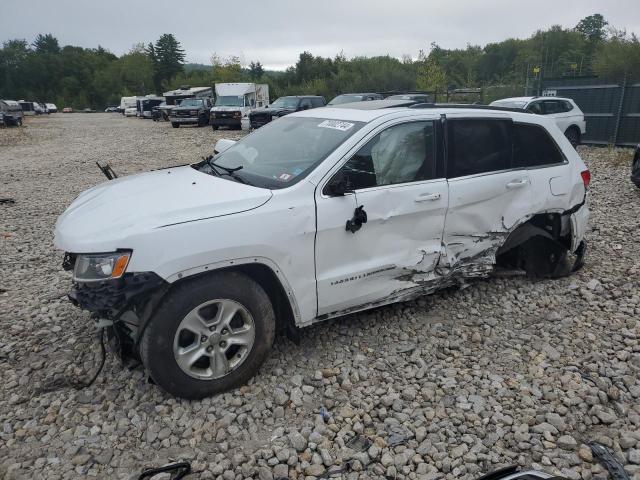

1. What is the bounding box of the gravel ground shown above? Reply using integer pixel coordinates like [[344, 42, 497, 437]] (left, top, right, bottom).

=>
[[0, 114, 639, 480]]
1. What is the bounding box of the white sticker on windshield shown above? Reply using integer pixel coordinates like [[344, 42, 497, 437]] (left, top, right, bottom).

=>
[[318, 120, 355, 131]]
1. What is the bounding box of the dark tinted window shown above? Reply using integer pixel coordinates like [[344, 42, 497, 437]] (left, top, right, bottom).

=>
[[342, 121, 436, 189], [447, 119, 511, 177], [527, 102, 543, 114], [513, 123, 564, 168], [563, 100, 574, 111], [299, 98, 313, 110], [543, 100, 564, 114], [311, 97, 325, 108]]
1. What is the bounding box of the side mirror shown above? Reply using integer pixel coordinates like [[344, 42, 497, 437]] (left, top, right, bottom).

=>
[[213, 138, 237, 155], [325, 170, 354, 196]]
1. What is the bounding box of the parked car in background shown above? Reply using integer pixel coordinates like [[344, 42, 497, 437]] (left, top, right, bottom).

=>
[[124, 106, 137, 117], [210, 83, 269, 130], [19, 101, 37, 115], [46, 103, 58, 113], [137, 96, 164, 119], [328, 93, 384, 105], [386, 93, 432, 103], [105, 106, 119, 113], [631, 144, 640, 188], [119, 96, 138, 115], [36, 103, 48, 114], [54, 102, 589, 398], [164, 86, 213, 108], [62, 107, 73, 113], [0, 100, 24, 126], [249, 95, 326, 129], [170, 97, 214, 128], [490, 96, 586, 147]]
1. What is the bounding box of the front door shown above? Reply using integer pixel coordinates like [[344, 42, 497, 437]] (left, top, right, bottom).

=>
[[314, 118, 448, 317]]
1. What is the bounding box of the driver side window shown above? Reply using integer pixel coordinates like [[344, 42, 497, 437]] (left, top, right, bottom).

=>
[[341, 121, 436, 189]]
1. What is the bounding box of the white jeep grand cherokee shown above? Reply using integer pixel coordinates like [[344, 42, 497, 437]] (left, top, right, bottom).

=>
[[55, 102, 590, 399]]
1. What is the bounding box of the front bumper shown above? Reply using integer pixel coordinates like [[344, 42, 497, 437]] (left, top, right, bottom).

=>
[[210, 117, 241, 127], [69, 272, 167, 318], [170, 116, 199, 124], [250, 117, 272, 129]]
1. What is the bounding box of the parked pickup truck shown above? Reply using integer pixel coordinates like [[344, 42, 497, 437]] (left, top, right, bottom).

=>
[[170, 97, 214, 128], [249, 95, 326, 129], [210, 83, 269, 131]]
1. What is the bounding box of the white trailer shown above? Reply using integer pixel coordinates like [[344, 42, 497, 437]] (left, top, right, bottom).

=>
[[210, 83, 269, 130]]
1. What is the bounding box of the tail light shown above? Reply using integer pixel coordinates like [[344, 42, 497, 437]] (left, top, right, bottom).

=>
[[580, 170, 591, 189]]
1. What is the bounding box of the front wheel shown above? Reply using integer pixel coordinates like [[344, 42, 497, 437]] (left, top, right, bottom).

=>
[[140, 271, 276, 399], [211, 125, 219, 131], [171, 122, 179, 128]]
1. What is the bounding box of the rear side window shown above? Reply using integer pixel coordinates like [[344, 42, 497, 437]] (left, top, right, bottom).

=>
[[513, 123, 565, 168], [311, 97, 325, 108], [543, 100, 564, 114], [447, 119, 511, 178]]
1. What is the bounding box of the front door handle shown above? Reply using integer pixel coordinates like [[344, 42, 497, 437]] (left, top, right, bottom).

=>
[[414, 192, 441, 202], [506, 178, 529, 189]]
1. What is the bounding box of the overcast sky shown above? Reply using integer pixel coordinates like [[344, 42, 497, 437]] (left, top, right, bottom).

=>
[[1, 0, 639, 70]]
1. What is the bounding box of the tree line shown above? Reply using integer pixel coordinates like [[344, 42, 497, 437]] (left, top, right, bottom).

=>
[[1, 15, 638, 109]]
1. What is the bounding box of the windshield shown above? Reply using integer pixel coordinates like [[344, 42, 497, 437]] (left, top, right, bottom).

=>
[[196, 117, 364, 189], [215, 95, 243, 107], [270, 97, 299, 109], [328, 95, 363, 105], [179, 98, 204, 107], [490, 100, 527, 109]]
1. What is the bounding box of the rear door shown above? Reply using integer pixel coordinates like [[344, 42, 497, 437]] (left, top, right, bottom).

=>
[[315, 116, 448, 316], [442, 115, 534, 272]]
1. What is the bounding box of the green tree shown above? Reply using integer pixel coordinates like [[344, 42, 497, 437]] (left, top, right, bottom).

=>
[[33, 34, 60, 54], [576, 14, 608, 42], [593, 30, 640, 79], [416, 50, 447, 93], [150, 34, 185, 91], [248, 61, 264, 80]]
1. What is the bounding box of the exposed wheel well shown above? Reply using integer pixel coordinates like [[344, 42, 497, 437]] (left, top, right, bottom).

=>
[[565, 125, 581, 139], [496, 212, 574, 277]]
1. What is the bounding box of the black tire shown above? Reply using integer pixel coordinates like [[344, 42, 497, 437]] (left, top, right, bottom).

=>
[[171, 122, 179, 128], [211, 125, 219, 131], [197, 115, 207, 127], [564, 126, 580, 148], [140, 271, 276, 399]]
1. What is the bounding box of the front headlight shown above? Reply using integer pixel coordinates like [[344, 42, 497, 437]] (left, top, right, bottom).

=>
[[73, 251, 131, 282]]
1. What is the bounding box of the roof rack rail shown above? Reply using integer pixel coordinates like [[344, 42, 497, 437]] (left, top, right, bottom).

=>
[[409, 103, 531, 114]]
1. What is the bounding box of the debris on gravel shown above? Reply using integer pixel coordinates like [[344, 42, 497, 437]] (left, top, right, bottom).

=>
[[0, 115, 639, 479]]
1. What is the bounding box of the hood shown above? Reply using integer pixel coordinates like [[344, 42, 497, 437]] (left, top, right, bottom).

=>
[[251, 107, 294, 117], [54, 166, 272, 253]]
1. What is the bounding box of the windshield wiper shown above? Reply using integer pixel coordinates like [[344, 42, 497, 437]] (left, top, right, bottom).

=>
[[203, 155, 252, 185]]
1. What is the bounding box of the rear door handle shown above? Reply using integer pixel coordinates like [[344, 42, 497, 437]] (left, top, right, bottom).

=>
[[506, 179, 529, 189], [414, 192, 441, 202]]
